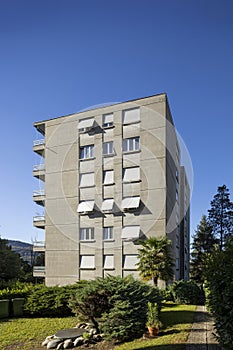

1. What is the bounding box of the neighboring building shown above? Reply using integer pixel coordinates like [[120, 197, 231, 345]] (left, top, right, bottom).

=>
[[32, 93, 190, 286]]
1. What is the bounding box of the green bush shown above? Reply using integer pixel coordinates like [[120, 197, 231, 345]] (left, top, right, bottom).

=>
[[69, 275, 162, 343], [24, 284, 77, 317], [205, 238, 233, 349], [0, 282, 34, 300], [168, 280, 203, 305]]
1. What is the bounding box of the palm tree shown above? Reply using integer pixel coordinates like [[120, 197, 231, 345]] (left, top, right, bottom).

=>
[[137, 236, 174, 286]]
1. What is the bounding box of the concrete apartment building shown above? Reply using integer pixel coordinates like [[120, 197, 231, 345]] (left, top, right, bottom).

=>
[[33, 93, 190, 286]]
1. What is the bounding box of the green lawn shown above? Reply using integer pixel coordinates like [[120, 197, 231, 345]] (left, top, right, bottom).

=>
[[0, 304, 196, 350]]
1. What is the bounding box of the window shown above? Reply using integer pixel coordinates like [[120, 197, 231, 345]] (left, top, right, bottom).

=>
[[101, 199, 114, 213], [80, 255, 95, 269], [122, 108, 140, 125], [77, 201, 95, 213], [123, 167, 140, 183], [80, 145, 94, 159], [121, 196, 140, 211], [103, 113, 113, 128], [103, 141, 114, 156], [80, 228, 94, 241], [103, 170, 114, 185], [78, 118, 95, 133], [123, 255, 138, 269], [79, 173, 95, 187], [103, 227, 113, 240], [123, 137, 140, 153], [122, 226, 140, 241], [103, 255, 114, 269]]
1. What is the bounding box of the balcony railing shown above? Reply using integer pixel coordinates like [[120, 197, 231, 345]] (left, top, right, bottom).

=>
[[33, 164, 45, 171], [33, 189, 45, 196], [33, 240, 45, 247], [33, 139, 45, 146], [33, 215, 45, 222], [33, 266, 45, 276]]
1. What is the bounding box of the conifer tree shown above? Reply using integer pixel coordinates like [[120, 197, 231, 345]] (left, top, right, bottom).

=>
[[190, 215, 217, 285], [208, 185, 233, 250]]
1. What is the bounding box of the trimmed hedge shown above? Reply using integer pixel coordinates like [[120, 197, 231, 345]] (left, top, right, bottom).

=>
[[168, 280, 203, 305]]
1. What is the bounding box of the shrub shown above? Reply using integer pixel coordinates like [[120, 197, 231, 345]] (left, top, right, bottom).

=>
[[205, 238, 233, 349], [69, 275, 162, 343], [24, 284, 77, 317], [168, 280, 203, 305], [0, 282, 34, 300]]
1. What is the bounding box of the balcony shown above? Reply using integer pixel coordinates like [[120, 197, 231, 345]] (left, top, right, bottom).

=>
[[33, 139, 45, 156], [33, 164, 45, 181], [33, 266, 45, 277], [33, 240, 45, 252], [33, 215, 45, 229], [33, 189, 45, 206]]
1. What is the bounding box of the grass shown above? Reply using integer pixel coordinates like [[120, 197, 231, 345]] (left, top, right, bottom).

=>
[[115, 303, 196, 350], [0, 304, 196, 350]]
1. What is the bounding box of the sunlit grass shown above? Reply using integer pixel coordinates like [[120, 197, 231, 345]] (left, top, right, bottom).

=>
[[115, 303, 196, 350], [0, 304, 196, 350]]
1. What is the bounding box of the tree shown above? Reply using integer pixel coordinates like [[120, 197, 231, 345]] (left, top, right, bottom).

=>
[[0, 237, 22, 282], [190, 215, 218, 285], [137, 236, 174, 286], [208, 185, 233, 250]]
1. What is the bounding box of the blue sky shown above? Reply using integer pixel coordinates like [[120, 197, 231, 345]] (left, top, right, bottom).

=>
[[0, 0, 233, 243]]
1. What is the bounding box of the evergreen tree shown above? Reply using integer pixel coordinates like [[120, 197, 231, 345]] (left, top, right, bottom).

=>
[[0, 237, 22, 281], [190, 215, 218, 285], [208, 185, 233, 250], [136, 236, 174, 286]]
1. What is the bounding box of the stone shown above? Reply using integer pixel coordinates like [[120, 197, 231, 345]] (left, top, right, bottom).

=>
[[63, 339, 73, 349], [73, 337, 84, 347], [47, 339, 63, 349], [42, 336, 54, 346], [56, 342, 64, 350]]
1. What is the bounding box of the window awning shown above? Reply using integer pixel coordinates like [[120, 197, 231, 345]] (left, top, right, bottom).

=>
[[78, 118, 95, 130], [77, 201, 95, 213], [123, 108, 140, 125], [104, 170, 114, 185], [123, 167, 140, 182], [101, 199, 114, 213], [103, 113, 113, 123], [121, 197, 140, 210], [80, 255, 95, 269], [122, 226, 140, 240]]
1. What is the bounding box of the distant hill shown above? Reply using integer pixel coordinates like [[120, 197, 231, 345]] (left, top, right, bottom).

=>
[[7, 240, 33, 264]]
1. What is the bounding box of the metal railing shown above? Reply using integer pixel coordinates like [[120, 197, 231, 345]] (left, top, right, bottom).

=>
[[33, 266, 45, 275], [33, 164, 45, 171], [33, 189, 45, 196], [33, 240, 45, 247], [33, 215, 45, 222], [33, 139, 45, 146]]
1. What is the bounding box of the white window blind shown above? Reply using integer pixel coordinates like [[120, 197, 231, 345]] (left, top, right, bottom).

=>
[[122, 108, 140, 125], [103, 170, 114, 185], [121, 196, 140, 210], [80, 255, 95, 269], [77, 201, 95, 213], [101, 199, 114, 213], [123, 167, 140, 182], [79, 173, 95, 187], [122, 226, 140, 240], [104, 255, 114, 269], [123, 255, 138, 269], [103, 113, 113, 127], [78, 118, 95, 130]]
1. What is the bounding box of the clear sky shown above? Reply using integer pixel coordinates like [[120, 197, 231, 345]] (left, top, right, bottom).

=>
[[0, 0, 233, 243]]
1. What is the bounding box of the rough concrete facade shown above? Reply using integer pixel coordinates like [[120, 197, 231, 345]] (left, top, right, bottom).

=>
[[33, 93, 190, 286]]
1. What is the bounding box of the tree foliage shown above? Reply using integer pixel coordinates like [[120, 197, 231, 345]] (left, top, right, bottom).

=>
[[190, 215, 218, 285], [69, 275, 162, 342], [208, 185, 233, 250], [205, 238, 233, 349], [136, 236, 174, 286], [0, 238, 22, 282]]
